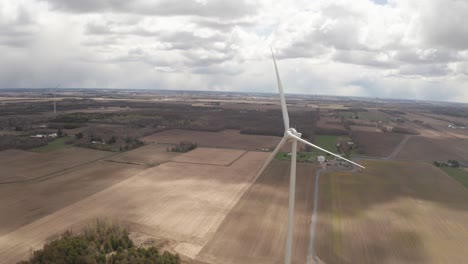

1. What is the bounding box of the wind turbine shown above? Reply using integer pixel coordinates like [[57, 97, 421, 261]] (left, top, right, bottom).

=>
[[256, 48, 365, 264], [53, 84, 60, 115]]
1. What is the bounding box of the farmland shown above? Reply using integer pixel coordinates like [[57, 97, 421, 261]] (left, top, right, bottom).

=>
[[440, 167, 468, 188], [0, 147, 114, 183], [143, 129, 281, 150], [197, 160, 316, 264], [314, 160, 468, 264], [1, 89, 468, 264], [0, 146, 270, 263], [396, 136, 468, 162], [0, 160, 144, 236], [351, 131, 405, 157]]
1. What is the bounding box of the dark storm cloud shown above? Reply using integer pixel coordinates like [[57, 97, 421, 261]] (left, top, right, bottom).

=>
[[183, 49, 235, 67], [192, 18, 255, 31], [192, 63, 242, 75], [399, 64, 451, 77], [85, 22, 227, 50], [42, 0, 257, 19], [158, 31, 226, 51], [419, 0, 468, 50], [278, 41, 329, 59], [0, 7, 35, 47], [333, 50, 396, 68], [395, 49, 460, 64]]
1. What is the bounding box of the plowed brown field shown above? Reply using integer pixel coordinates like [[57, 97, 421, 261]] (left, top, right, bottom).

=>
[[352, 131, 405, 157], [315, 160, 468, 264], [106, 143, 179, 166], [0, 148, 114, 183], [197, 160, 316, 264], [0, 151, 269, 263], [171, 148, 246, 166], [142, 129, 281, 150], [396, 136, 468, 162], [0, 161, 143, 236]]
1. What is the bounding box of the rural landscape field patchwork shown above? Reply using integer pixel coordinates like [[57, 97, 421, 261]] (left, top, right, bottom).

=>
[[1, 90, 468, 263]]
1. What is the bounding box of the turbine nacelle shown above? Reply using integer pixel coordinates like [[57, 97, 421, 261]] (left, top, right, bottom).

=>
[[285, 128, 301, 140]]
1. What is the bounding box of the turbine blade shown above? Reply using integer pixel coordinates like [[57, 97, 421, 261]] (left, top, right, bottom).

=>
[[289, 134, 365, 169], [270, 46, 290, 130], [254, 136, 288, 179]]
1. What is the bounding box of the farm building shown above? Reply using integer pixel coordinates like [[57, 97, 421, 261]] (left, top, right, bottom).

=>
[[317, 155, 325, 163]]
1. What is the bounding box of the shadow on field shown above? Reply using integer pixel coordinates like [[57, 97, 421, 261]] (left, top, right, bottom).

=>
[[318, 160, 468, 217], [314, 219, 428, 264], [313, 159, 468, 264], [197, 160, 315, 264]]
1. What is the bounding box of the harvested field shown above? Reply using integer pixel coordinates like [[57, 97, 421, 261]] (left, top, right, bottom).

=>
[[171, 148, 246, 166], [396, 136, 468, 162], [350, 125, 380, 132], [431, 125, 468, 139], [0, 147, 113, 183], [317, 119, 348, 135], [351, 131, 405, 157], [197, 160, 316, 264], [405, 112, 450, 126], [106, 143, 180, 166], [142, 129, 281, 150], [315, 160, 468, 264], [0, 160, 143, 236], [0, 151, 270, 264]]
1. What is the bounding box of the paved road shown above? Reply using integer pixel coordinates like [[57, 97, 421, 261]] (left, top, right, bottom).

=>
[[305, 134, 417, 263], [306, 167, 323, 264], [387, 135, 412, 160]]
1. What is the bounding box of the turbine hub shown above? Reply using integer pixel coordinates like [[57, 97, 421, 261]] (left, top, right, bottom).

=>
[[286, 128, 302, 138]]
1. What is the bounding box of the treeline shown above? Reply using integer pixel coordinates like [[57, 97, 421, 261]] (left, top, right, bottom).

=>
[[74, 133, 144, 152], [0, 135, 49, 151], [433, 160, 460, 168], [17, 220, 180, 264], [240, 128, 283, 137], [431, 107, 468, 118], [390, 125, 418, 135], [168, 141, 197, 153]]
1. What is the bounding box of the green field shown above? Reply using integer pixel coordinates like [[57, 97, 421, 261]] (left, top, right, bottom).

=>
[[314, 135, 339, 152], [32, 137, 73, 153], [440, 167, 468, 188], [275, 151, 314, 162], [314, 135, 357, 156], [339, 110, 390, 122], [275, 135, 355, 161]]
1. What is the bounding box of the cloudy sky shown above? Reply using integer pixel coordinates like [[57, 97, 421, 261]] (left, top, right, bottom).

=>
[[1, 0, 468, 102]]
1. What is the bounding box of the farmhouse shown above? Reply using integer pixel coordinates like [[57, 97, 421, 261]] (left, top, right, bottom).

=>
[[317, 155, 325, 163]]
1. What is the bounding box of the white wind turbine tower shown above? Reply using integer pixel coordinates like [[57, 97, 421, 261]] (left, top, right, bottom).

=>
[[53, 84, 60, 115], [256, 48, 365, 264]]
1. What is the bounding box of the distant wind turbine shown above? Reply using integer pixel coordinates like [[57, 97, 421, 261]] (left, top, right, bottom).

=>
[[53, 84, 60, 115], [255, 47, 365, 264]]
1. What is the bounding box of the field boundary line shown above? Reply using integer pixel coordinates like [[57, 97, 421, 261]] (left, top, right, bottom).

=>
[[103, 159, 147, 167], [437, 166, 468, 190], [387, 135, 411, 159], [169, 161, 231, 167], [226, 150, 248, 166], [0, 152, 120, 185]]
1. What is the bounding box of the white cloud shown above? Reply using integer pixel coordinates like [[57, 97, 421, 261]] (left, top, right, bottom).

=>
[[0, 0, 467, 102]]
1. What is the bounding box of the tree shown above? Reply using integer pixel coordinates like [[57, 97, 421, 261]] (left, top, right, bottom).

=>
[[104, 240, 112, 253], [57, 129, 63, 137], [107, 136, 116, 144]]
